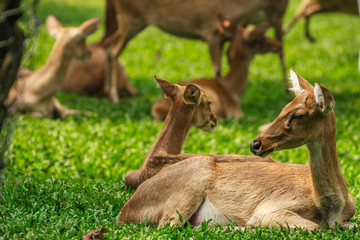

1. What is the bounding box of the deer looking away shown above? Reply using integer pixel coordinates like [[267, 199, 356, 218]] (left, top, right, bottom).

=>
[[285, 0, 359, 41], [104, 0, 289, 95], [5, 15, 100, 118], [62, 34, 138, 103], [151, 20, 281, 121], [125, 76, 275, 190], [119, 69, 356, 229]]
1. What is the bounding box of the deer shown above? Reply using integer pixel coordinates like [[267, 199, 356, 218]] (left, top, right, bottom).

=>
[[125, 76, 275, 189], [62, 32, 138, 103], [285, 0, 359, 41], [151, 20, 282, 121], [4, 15, 100, 118], [118, 69, 356, 230], [104, 0, 290, 100]]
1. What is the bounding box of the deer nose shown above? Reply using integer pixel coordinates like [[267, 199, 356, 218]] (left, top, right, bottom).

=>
[[250, 140, 262, 155]]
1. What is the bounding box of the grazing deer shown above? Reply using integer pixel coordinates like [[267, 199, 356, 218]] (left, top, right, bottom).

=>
[[151, 21, 282, 121], [5, 15, 100, 118], [62, 37, 138, 103], [118, 69, 356, 229], [285, 0, 358, 41], [125, 76, 275, 189], [104, 0, 289, 95]]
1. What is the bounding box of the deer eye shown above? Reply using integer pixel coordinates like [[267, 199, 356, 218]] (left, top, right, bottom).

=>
[[287, 114, 304, 127]]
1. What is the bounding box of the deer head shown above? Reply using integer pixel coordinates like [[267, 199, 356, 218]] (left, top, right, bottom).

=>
[[46, 15, 100, 60], [218, 19, 281, 62], [154, 76, 217, 132], [251, 69, 335, 156]]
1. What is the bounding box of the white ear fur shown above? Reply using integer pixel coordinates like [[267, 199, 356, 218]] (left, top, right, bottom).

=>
[[314, 82, 335, 114], [46, 15, 62, 39], [289, 69, 304, 95], [314, 82, 324, 107]]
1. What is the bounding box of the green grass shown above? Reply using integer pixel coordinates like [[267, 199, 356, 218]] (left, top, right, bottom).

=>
[[1, 0, 360, 239]]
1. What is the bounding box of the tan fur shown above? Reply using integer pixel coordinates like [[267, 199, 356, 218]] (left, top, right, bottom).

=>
[[285, 0, 358, 41], [124, 76, 218, 189], [151, 21, 282, 121], [62, 39, 137, 102], [105, 0, 289, 91], [125, 77, 276, 189], [119, 70, 356, 229], [5, 15, 100, 118]]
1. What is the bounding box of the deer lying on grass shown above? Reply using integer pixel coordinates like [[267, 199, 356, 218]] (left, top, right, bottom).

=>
[[285, 0, 359, 41], [62, 37, 138, 103], [125, 76, 275, 190], [119, 69, 356, 229], [5, 15, 99, 118], [105, 0, 289, 93], [151, 20, 281, 121]]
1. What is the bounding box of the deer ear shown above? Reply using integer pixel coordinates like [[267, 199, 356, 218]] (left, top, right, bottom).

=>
[[289, 69, 314, 95], [314, 82, 335, 115], [154, 76, 178, 99], [79, 17, 100, 38], [183, 84, 201, 105], [46, 15, 62, 38]]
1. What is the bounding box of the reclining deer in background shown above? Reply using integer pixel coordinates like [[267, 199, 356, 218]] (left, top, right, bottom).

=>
[[62, 31, 137, 103], [285, 0, 358, 41], [104, 0, 289, 99], [151, 20, 281, 121], [119, 69, 356, 229], [125, 76, 275, 190], [5, 15, 99, 118]]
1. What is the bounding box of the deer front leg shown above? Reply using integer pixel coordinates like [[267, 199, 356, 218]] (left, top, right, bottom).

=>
[[52, 97, 81, 119], [272, 16, 288, 91], [105, 52, 120, 103], [206, 35, 223, 77]]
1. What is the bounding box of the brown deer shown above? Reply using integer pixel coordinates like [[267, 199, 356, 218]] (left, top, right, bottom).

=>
[[104, 0, 289, 96], [151, 21, 282, 121], [118, 69, 356, 229], [285, 0, 359, 41], [5, 15, 100, 118], [124, 76, 217, 189], [125, 76, 276, 190], [62, 36, 138, 103]]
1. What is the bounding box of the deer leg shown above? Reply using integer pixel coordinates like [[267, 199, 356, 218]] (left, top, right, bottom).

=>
[[52, 97, 81, 119], [206, 35, 223, 77], [272, 16, 288, 90], [303, 4, 322, 42], [247, 207, 319, 230], [118, 157, 214, 227]]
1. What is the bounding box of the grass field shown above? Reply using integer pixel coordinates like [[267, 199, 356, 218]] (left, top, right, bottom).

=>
[[1, 0, 360, 239]]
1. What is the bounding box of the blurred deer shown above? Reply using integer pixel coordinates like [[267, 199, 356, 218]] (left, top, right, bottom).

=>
[[5, 15, 100, 118], [151, 20, 282, 121], [285, 0, 359, 41], [62, 35, 137, 102], [125, 76, 275, 190], [104, 0, 289, 95], [119, 69, 356, 229]]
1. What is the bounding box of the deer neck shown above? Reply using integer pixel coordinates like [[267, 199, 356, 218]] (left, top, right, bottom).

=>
[[221, 52, 252, 98], [306, 113, 349, 204], [145, 100, 194, 160], [40, 40, 76, 90]]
